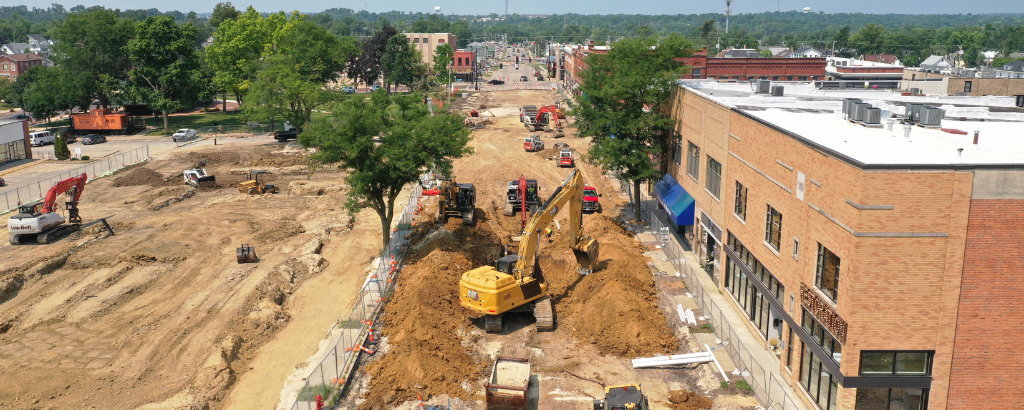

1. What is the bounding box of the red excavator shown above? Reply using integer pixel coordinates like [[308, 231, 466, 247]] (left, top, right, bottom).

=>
[[8, 173, 87, 245], [523, 105, 564, 137]]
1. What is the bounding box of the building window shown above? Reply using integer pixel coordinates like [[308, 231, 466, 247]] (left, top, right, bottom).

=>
[[686, 142, 700, 180], [964, 81, 972, 93], [706, 156, 722, 198], [859, 351, 933, 376], [793, 238, 800, 260], [815, 244, 841, 302], [856, 388, 928, 410], [800, 341, 839, 410], [787, 76, 794, 81], [423, 38, 429, 43], [734, 181, 747, 220], [764, 206, 782, 251], [1016, 95, 1024, 108], [672, 135, 682, 165], [786, 326, 795, 370], [725, 233, 785, 339], [1, 63, 6, 70], [802, 309, 842, 365]]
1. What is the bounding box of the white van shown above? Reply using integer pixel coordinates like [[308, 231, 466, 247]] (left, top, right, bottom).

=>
[[29, 131, 55, 146]]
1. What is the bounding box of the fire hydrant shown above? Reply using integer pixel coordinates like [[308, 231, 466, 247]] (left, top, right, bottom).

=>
[[315, 394, 324, 410]]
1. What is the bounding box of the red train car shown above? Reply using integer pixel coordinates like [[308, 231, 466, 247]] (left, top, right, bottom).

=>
[[69, 109, 145, 135]]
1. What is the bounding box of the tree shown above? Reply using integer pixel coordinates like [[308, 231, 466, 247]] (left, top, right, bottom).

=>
[[851, 24, 886, 55], [700, 19, 717, 40], [209, 2, 240, 28], [449, 20, 472, 46], [206, 8, 288, 107], [572, 34, 694, 222], [126, 16, 213, 130], [243, 55, 333, 130], [347, 25, 398, 88], [432, 43, 454, 81], [18, 66, 90, 123], [50, 8, 136, 109], [298, 92, 471, 247], [381, 34, 422, 92], [275, 19, 356, 85], [53, 134, 70, 160]]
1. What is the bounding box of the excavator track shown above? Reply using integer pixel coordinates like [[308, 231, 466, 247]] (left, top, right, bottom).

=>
[[533, 296, 555, 331], [9, 234, 25, 245], [38, 224, 80, 244], [484, 315, 504, 333]]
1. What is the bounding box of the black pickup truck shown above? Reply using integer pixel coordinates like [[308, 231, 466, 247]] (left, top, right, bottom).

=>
[[273, 128, 300, 142]]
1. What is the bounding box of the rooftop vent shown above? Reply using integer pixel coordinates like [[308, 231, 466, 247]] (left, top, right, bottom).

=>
[[842, 98, 862, 116], [770, 85, 784, 96], [757, 79, 771, 94], [851, 103, 872, 122], [910, 87, 920, 96], [920, 106, 944, 127], [905, 103, 924, 122]]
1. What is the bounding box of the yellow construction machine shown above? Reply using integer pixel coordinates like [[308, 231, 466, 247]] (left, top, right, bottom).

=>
[[593, 385, 650, 410], [238, 170, 280, 195], [458, 169, 599, 332]]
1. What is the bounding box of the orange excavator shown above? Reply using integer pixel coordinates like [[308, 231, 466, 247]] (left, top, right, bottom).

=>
[[8, 173, 87, 245], [523, 105, 564, 137]]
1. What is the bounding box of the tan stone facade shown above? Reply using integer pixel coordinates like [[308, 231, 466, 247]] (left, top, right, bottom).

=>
[[667, 86, 1022, 410], [404, 33, 457, 66]]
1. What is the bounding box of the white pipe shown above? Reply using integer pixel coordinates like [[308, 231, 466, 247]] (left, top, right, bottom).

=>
[[632, 353, 713, 368], [632, 352, 713, 365], [706, 344, 730, 382]]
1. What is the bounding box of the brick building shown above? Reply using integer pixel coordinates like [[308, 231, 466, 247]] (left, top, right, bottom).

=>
[[404, 33, 456, 66], [661, 81, 1024, 410], [451, 49, 477, 81], [0, 53, 52, 81], [678, 47, 827, 82], [900, 69, 1024, 106]]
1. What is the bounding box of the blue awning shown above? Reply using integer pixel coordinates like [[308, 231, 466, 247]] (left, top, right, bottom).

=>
[[653, 174, 695, 226]]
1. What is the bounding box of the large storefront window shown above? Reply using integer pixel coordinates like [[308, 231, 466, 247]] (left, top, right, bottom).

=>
[[0, 140, 26, 165], [800, 343, 839, 410], [725, 233, 784, 339], [855, 388, 928, 410], [802, 309, 842, 365]]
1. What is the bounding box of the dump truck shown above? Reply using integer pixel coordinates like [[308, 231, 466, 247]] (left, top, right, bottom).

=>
[[485, 356, 531, 410]]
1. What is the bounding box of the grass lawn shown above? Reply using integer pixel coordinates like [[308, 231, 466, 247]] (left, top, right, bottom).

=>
[[144, 110, 252, 136]]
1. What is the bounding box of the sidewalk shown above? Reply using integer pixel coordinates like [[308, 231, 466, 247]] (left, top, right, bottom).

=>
[[618, 181, 807, 410]]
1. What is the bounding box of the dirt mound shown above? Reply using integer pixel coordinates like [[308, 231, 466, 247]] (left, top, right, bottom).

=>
[[537, 147, 562, 157], [112, 167, 167, 187], [360, 213, 505, 409], [667, 390, 713, 410], [246, 154, 307, 168], [539, 214, 678, 357], [251, 220, 306, 244], [183, 151, 243, 167]]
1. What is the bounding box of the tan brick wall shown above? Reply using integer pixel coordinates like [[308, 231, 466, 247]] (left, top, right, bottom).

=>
[[671, 87, 978, 410], [945, 77, 1024, 97], [946, 199, 1024, 409]]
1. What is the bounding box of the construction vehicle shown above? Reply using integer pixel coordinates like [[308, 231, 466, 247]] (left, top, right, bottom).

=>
[[485, 356, 531, 410], [436, 179, 477, 225], [503, 176, 542, 218], [183, 168, 216, 187], [8, 173, 87, 245], [519, 105, 538, 123], [460, 169, 600, 332], [238, 171, 279, 195], [593, 385, 649, 410], [523, 135, 544, 152], [524, 105, 564, 137], [583, 186, 601, 212], [237, 244, 257, 263], [558, 149, 574, 167]]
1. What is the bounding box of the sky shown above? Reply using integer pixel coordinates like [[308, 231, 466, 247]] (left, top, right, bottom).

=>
[[31, 0, 1024, 16]]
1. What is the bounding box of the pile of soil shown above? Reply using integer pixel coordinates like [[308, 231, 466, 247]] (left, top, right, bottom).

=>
[[183, 152, 243, 167], [539, 214, 678, 357], [251, 220, 306, 244], [667, 390, 713, 410], [246, 154, 306, 168], [112, 167, 169, 187], [360, 212, 504, 409]]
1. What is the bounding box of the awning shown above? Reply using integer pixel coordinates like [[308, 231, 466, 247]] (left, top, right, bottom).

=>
[[654, 174, 695, 226]]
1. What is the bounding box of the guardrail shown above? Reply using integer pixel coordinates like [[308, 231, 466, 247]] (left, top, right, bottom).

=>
[[0, 145, 149, 214], [286, 172, 431, 410], [640, 194, 805, 410]]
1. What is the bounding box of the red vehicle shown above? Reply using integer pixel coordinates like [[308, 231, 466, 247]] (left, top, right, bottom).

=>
[[582, 186, 601, 212], [69, 108, 145, 135], [524, 135, 544, 152], [558, 149, 574, 167]]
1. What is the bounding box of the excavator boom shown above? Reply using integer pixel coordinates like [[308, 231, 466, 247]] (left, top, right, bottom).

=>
[[42, 173, 87, 213]]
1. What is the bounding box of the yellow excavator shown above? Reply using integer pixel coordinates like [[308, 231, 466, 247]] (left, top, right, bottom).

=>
[[459, 169, 599, 332]]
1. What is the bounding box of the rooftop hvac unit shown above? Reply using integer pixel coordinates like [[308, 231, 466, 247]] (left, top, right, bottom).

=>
[[770, 85, 784, 96], [910, 87, 920, 96], [920, 107, 944, 127], [905, 103, 924, 122], [757, 79, 771, 94], [864, 108, 882, 125], [851, 103, 871, 122], [842, 98, 862, 116]]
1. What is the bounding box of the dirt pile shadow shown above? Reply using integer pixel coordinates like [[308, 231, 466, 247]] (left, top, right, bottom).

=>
[[667, 389, 713, 410]]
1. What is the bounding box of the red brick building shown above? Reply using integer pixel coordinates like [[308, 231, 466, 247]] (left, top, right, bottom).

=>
[[451, 49, 476, 80], [0, 53, 51, 81], [678, 47, 827, 81], [662, 82, 1024, 410]]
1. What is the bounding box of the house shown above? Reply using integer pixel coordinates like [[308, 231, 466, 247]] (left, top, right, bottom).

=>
[[0, 53, 53, 80], [26, 34, 51, 58], [1, 43, 29, 55], [860, 54, 901, 66], [1010, 52, 1024, 59], [717, 48, 762, 58], [791, 46, 821, 58], [920, 55, 954, 73], [995, 60, 1024, 79], [759, 46, 789, 56]]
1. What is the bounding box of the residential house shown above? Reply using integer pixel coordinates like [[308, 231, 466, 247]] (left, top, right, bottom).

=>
[[859, 54, 901, 66], [791, 47, 822, 58], [718, 48, 763, 58], [0, 43, 29, 55], [920, 55, 954, 73], [26, 34, 51, 58], [0, 53, 52, 80], [995, 60, 1024, 79]]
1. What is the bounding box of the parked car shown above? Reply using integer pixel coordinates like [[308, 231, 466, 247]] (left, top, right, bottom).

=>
[[81, 134, 107, 145], [273, 128, 301, 142], [486, 79, 505, 85], [172, 128, 198, 142], [369, 85, 381, 92], [29, 131, 55, 146], [9, 114, 30, 121], [60, 134, 77, 144], [520, 76, 528, 82], [0, 176, 5, 187], [341, 86, 356, 93]]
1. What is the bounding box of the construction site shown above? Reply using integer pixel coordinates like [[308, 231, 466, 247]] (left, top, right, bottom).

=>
[[0, 87, 758, 410]]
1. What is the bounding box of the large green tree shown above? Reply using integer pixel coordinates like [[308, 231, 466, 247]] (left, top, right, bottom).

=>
[[347, 25, 398, 88], [381, 34, 422, 93], [572, 33, 693, 221], [299, 92, 471, 247], [242, 55, 333, 130], [432, 43, 455, 89], [126, 16, 213, 130], [274, 18, 357, 85], [208, 2, 240, 28], [206, 7, 290, 108], [18, 66, 90, 123], [49, 9, 135, 109]]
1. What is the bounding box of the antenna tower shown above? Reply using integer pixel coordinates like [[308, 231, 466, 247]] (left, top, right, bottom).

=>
[[725, 0, 733, 33]]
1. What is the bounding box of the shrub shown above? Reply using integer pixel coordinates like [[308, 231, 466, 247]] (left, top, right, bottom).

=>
[[53, 136, 71, 160], [81, 155, 90, 160]]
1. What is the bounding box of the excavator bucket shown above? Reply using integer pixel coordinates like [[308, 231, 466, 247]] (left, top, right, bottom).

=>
[[572, 237, 600, 274], [236, 244, 257, 264]]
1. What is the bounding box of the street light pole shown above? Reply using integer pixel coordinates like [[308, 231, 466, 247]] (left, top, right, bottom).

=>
[[448, 61, 452, 106]]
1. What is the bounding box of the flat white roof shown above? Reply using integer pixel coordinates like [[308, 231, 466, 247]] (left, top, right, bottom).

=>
[[683, 81, 1024, 166]]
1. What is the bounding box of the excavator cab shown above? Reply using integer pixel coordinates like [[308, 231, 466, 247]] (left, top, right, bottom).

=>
[[238, 171, 280, 195]]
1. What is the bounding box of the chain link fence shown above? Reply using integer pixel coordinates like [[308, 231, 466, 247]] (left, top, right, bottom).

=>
[[287, 172, 432, 410], [0, 145, 150, 214], [639, 192, 805, 410]]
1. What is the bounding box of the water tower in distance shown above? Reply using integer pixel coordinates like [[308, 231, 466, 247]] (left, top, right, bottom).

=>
[[802, 6, 812, 13], [434, 6, 441, 13], [724, 0, 733, 33]]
